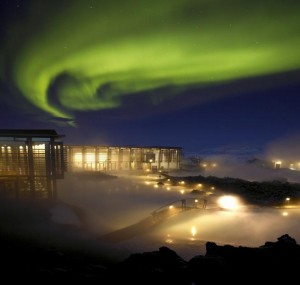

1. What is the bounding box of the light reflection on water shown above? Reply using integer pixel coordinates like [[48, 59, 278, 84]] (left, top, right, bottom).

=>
[[57, 173, 300, 260], [150, 207, 300, 259]]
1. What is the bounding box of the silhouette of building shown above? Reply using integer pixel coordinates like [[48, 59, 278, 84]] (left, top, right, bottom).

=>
[[0, 129, 65, 199]]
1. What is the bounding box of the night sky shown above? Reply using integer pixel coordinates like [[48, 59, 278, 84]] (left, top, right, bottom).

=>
[[0, 0, 299, 156]]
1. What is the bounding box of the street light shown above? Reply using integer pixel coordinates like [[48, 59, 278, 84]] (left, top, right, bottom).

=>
[[149, 159, 153, 171]]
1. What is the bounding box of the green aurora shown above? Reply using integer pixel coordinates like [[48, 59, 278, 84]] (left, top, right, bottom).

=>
[[1, 0, 300, 124]]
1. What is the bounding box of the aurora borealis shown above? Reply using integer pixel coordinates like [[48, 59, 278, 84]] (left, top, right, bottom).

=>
[[0, 0, 300, 151]]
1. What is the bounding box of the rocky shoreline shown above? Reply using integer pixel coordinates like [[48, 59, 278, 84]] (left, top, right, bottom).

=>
[[1, 232, 299, 284]]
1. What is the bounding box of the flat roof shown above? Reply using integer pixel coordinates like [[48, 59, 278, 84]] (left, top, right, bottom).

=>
[[0, 129, 65, 139]]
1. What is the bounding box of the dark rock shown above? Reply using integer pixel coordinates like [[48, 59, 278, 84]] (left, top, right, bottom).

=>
[[109, 234, 300, 284], [204, 234, 300, 282], [110, 246, 189, 284], [188, 254, 227, 283], [2, 234, 300, 284]]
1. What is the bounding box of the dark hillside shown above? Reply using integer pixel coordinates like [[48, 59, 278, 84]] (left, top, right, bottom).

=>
[[162, 173, 300, 206]]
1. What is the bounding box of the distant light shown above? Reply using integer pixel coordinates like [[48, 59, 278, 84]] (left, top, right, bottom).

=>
[[180, 190, 185, 194], [169, 205, 174, 209], [191, 226, 197, 237], [33, 144, 45, 150], [282, 212, 289, 216], [165, 234, 173, 244], [217, 195, 240, 210], [274, 160, 282, 169]]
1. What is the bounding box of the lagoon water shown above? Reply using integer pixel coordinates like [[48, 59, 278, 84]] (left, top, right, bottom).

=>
[[54, 171, 300, 261]]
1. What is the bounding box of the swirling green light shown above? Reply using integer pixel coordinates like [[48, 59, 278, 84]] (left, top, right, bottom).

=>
[[1, 0, 300, 123]]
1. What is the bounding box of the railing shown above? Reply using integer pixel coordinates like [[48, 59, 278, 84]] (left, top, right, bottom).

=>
[[151, 197, 207, 221]]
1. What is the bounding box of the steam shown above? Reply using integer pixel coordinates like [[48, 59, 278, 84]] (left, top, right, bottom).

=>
[[181, 149, 300, 183], [1, 167, 300, 262], [264, 133, 300, 163], [56, 172, 300, 260]]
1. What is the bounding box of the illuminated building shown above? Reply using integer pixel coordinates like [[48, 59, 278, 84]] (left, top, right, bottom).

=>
[[0, 129, 65, 199], [0, 129, 183, 199], [65, 145, 182, 172]]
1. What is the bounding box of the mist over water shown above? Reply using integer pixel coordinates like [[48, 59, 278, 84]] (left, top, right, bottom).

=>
[[55, 171, 300, 260], [1, 169, 300, 263], [182, 152, 300, 183]]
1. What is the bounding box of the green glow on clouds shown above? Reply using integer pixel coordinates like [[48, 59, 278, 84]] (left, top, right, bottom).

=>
[[1, 0, 300, 123]]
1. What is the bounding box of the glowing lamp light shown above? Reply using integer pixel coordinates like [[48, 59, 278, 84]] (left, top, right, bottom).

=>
[[165, 234, 173, 244], [274, 160, 282, 169], [217, 195, 240, 210], [191, 226, 197, 237]]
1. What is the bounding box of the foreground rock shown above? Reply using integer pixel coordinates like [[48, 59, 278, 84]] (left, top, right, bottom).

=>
[[2, 233, 299, 284], [109, 234, 300, 284]]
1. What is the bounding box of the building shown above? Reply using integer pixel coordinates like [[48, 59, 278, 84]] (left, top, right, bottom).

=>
[[65, 145, 182, 173], [0, 129, 65, 199], [0, 129, 183, 199]]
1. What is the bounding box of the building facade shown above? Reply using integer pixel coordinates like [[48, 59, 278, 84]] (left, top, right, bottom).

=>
[[0, 129, 183, 199], [0, 130, 65, 199], [65, 145, 182, 173]]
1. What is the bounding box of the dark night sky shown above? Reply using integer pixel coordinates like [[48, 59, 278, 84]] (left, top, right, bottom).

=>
[[0, 0, 300, 156]]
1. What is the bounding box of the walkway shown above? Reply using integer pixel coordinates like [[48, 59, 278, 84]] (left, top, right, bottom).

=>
[[98, 197, 208, 243]]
